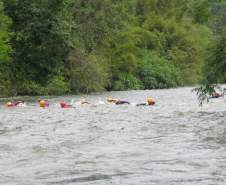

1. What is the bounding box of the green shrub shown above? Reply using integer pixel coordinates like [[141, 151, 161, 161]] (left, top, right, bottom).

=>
[[139, 52, 181, 89], [67, 49, 109, 93], [10, 80, 46, 96], [113, 73, 144, 91], [0, 63, 13, 97], [6, 75, 70, 96], [46, 76, 70, 95]]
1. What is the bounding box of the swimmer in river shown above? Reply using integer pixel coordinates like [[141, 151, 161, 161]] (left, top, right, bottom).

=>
[[7, 101, 15, 107], [107, 97, 130, 105], [79, 98, 90, 105], [7, 100, 26, 107], [39, 100, 49, 108], [60, 101, 72, 108], [15, 101, 26, 107], [107, 97, 119, 104], [147, 96, 155, 106], [210, 92, 224, 99], [136, 96, 156, 106]]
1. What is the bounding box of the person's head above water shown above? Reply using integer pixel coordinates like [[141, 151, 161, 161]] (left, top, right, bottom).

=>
[[107, 97, 119, 103], [107, 97, 113, 102], [7, 101, 14, 107], [147, 96, 155, 106], [39, 100, 49, 108], [80, 97, 89, 104]]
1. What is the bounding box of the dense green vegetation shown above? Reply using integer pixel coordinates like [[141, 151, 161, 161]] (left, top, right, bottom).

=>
[[0, 0, 225, 97], [193, 1, 226, 104]]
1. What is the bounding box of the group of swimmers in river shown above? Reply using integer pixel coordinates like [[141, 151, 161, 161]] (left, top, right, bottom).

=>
[[5, 91, 225, 108], [6, 96, 156, 108]]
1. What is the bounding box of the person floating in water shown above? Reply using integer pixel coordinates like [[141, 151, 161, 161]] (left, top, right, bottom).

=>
[[107, 97, 118, 104], [7, 101, 15, 107], [39, 100, 49, 108], [210, 92, 224, 99], [79, 98, 91, 105], [147, 96, 155, 105], [107, 97, 130, 105], [7, 101, 26, 107], [15, 101, 26, 107], [60, 101, 72, 108], [136, 96, 156, 106]]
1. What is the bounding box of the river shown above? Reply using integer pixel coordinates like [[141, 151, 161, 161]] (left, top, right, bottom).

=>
[[0, 87, 226, 185]]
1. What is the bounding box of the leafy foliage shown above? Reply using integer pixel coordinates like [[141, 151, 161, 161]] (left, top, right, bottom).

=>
[[0, 0, 11, 62], [113, 73, 143, 91], [192, 84, 215, 106], [0, 0, 224, 96], [139, 52, 180, 89], [0, 0, 12, 97], [66, 49, 109, 93], [205, 34, 226, 83]]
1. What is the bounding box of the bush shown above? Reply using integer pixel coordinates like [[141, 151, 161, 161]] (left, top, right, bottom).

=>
[[10, 80, 46, 96], [5, 75, 69, 96], [113, 73, 143, 91], [0, 62, 13, 97], [67, 49, 109, 93], [46, 76, 70, 95], [205, 34, 226, 84], [139, 52, 181, 89]]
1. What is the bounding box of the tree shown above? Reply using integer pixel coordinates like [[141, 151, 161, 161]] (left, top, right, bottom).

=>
[[191, 0, 210, 24], [194, 1, 226, 105], [0, 0, 13, 97], [69, 0, 127, 53], [0, 0, 11, 62], [205, 34, 226, 83], [5, 0, 72, 95]]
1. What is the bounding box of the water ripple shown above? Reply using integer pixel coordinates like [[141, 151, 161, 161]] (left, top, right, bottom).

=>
[[0, 88, 226, 185]]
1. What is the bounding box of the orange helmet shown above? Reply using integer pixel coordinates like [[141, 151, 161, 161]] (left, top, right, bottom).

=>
[[39, 100, 46, 108], [107, 97, 119, 103], [7, 101, 14, 107], [147, 96, 155, 106]]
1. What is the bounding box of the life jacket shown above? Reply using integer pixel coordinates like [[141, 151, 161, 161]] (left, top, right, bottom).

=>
[[60, 101, 72, 108]]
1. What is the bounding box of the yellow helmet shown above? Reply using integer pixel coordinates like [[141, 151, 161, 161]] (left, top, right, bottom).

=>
[[147, 96, 153, 101], [80, 98, 88, 104], [107, 97, 113, 102], [7, 101, 13, 107], [147, 96, 155, 105], [39, 100, 46, 107], [107, 97, 118, 103]]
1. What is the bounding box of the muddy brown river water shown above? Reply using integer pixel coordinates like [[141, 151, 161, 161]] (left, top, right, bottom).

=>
[[0, 87, 226, 185]]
